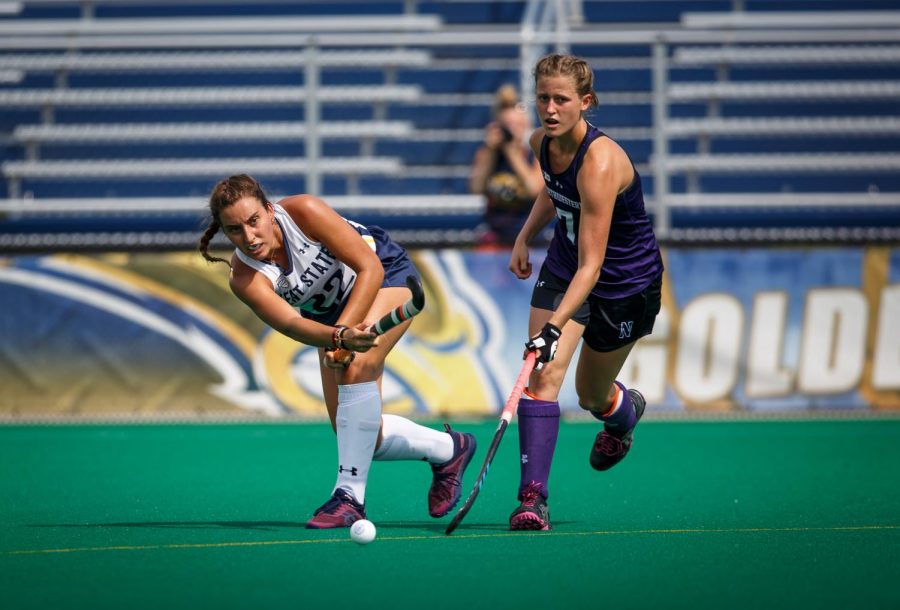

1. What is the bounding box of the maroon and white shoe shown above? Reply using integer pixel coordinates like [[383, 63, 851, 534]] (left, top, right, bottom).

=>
[[428, 424, 477, 518], [305, 488, 365, 529]]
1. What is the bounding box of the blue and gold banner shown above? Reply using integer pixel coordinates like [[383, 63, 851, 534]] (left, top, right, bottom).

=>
[[1, 247, 898, 417]]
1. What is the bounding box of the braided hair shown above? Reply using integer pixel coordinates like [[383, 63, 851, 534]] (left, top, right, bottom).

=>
[[199, 174, 271, 266]]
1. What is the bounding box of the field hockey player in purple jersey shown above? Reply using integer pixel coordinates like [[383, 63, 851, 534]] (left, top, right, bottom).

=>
[[199, 174, 476, 529], [507, 55, 664, 530]]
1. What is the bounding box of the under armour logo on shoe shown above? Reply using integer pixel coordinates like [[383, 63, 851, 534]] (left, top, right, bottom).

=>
[[521, 453, 528, 464], [339, 465, 358, 476]]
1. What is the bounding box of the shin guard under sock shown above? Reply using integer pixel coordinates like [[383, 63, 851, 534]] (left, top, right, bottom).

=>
[[517, 396, 560, 499], [333, 381, 382, 505]]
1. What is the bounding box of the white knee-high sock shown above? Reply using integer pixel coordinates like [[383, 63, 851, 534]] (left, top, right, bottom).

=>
[[333, 381, 382, 505], [373, 414, 454, 464]]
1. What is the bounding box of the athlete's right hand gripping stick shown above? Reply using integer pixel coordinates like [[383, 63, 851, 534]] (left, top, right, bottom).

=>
[[331, 275, 425, 366]]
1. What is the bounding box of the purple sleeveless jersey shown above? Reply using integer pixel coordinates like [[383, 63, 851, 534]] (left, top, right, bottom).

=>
[[541, 122, 663, 299]]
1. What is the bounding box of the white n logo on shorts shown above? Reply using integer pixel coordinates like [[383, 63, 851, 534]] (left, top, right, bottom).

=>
[[619, 321, 634, 339]]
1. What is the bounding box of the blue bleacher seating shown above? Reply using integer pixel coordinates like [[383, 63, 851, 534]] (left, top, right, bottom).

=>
[[0, 0, 898, 246]]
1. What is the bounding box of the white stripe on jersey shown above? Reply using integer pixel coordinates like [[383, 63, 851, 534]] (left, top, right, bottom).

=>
[[546, 187, 581, 209]]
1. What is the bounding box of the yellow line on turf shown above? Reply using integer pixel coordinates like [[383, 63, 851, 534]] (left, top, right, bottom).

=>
[[3, 524, 898, 557]]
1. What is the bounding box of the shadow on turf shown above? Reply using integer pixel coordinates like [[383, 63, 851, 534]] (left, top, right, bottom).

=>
[[26, 520, 572, 533], [375, 520, 574, 532], [26, 521, 309, 531]]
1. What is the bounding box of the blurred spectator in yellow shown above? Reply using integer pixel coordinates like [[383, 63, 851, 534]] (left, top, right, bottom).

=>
[[469, 84, 543, 248]]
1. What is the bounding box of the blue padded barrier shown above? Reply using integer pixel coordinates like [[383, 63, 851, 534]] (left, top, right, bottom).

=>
[[95, 2, 407, 19], [376, 141, 478, 165], [583, 1, 731, 23], [418, 2, 523, 25], [745, 1, 894, 10], [699, 174, 900, 194], [709, 139, 900, 155], [388, 107, 493, 130], [670, 206, 900, 230], [67, 73, 307, 89], [33, 141, 359, 160], [53, 107, 309, 124], [400, 70, 520, 94], [359, 176, 468, 196]]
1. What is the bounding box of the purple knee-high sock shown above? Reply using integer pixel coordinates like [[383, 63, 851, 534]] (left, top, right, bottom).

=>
[[591, 380, 636, 434], [517, 396, 560, 500]]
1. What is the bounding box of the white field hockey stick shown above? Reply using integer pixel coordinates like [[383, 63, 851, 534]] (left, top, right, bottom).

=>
[[332, 275, 424, 364], [445, 351, 537, 535]]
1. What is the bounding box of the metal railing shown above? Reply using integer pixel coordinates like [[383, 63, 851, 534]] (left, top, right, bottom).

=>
[[1, 9, 899, 244]]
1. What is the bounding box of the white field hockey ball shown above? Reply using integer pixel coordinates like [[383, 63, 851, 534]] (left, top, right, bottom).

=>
[[350, 519, 376, 544]]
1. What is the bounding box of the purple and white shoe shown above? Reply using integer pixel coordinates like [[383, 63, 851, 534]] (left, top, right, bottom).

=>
[[509, 482, 551, 531]]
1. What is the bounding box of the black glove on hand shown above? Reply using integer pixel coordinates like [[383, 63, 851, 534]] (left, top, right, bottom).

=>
[[526, 322, 561, 370]]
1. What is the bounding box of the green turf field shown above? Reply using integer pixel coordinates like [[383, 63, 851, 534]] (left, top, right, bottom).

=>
[[1, 419, 898, 610]]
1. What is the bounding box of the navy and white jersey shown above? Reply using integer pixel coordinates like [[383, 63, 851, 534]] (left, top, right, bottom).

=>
[[540, 121, 663, 299], [234, 203, 381, 325]]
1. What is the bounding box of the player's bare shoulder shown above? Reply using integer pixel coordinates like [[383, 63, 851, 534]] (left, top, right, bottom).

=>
[[277, 194, 333, 242], [583, 134, 633, 191], [277, 193, 318, 220], [227, 251, 255, 294], [528, 127, 546, 157]]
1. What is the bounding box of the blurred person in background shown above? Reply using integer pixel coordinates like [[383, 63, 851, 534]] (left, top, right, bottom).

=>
[[507, 54, 664, 531], [469, 84, 544, 248], [198, 174, 476, 529]]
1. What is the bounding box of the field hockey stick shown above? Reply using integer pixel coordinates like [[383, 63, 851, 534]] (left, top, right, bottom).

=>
[[332, 275, 424, 365], [370, 274, 425, 336], [445, 351, 537, 535]]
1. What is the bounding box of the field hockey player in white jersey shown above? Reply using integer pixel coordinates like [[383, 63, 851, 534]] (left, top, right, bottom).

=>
[[199, 174, 477, 529]]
